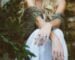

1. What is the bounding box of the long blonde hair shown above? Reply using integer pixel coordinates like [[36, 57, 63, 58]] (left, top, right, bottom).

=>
[[34, 0, 58, 21]]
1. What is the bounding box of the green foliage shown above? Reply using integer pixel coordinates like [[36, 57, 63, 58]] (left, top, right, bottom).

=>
[[0, 0, 35, 60]]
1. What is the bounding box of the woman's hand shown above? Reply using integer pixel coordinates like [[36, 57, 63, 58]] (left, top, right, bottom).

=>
[[51, 32, 64, 60], [34, 23, 52, 46]]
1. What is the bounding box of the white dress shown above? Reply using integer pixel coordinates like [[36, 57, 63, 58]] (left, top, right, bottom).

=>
[[26, 29, 68, 60]]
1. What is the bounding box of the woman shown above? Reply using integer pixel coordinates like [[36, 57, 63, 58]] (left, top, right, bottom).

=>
[[22, 0, 68, 60]]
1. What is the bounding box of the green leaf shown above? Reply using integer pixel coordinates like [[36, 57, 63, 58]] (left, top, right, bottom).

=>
[[0, 34, 9, 43]]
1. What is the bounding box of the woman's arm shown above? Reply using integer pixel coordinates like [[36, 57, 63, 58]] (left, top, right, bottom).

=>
[[35, 0, 66, 28], [49, 0, 66, 28], [50, 0, 66, 59]]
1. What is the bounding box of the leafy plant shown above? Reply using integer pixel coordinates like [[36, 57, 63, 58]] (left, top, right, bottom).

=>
[[0, 0, 35, 60]]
